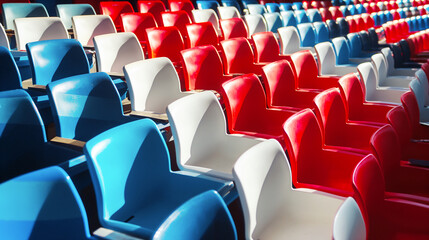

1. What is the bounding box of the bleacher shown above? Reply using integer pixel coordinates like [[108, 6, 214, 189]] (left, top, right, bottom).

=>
[[1, 0, 429, 239]]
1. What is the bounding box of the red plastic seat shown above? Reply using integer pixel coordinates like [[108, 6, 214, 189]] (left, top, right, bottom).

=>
[[138, 0, 166, 27], [338, 73, 395, 125], [180, 45, 233, 92], [261, 60, 319, 111], [329, 6, 343, 20], [352, 154, 429, 240], [161, 10, 191, 44], [185, 22, 219, 48], [319, 7, 333, 21], [401, 91, 429, 140], [221, 74, 297, 147], [346, 17, 357, 33], [313, 88, 379, 155], [283, 108, 364, 197], [219, 18, 248, 40], [361, 13, 374, 29], [100, 1, 134, 32], [121, 12, 157, 53], [169, 0, 194, 21], [219, 37, 267, 75], [251, 32, 291, 63], [289, 50, 340, 90]]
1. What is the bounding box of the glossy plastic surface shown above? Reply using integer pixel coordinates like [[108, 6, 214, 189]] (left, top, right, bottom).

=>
[[138, 0, 165, 27], [121, 12, 157, 45], [251, 31, 289, 62], [2, 3, 48, 30], [218, 6, 241, 19], [192, 9, 221, 36], [313, 22, 330, 43], [278, 26, 313, 54], [72, 15, 117, 47], [56, 4, 96, 29], [161, 11, 191, 41], [146, 26, 184, 63], [186, 22, 218, 48], [243, 14, 267, 36], [297, 23, 316, 47], [100, 1, 134, 32], [219, 17, 248, 39]]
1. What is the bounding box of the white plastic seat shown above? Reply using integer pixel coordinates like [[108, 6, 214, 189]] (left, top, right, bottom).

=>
[[14, 17, 69, 50], [166, 91, 264, 180], [357, 62, 405, 105], [380, 47, 418, 76], [218, 6, 241, 19], [314, 41, 357, 76], [72, 15, 117, 48], [243, 14, 267, 36], [93, 32, 144, 75], [123, 57, 193, 119], [278, 26, 314, 54], [232, 139, 361, 240], [333, 197, 367, 240], [247, 4, 267, 15], [371, 53, 413, 89], [192, 9, 222, 36], [0, 23, 9, 49], [410, 77, 429, 122]]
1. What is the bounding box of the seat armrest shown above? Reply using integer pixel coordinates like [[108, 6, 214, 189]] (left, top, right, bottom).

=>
[[129, 111, 169, 121], [50, 136, 86, 151]]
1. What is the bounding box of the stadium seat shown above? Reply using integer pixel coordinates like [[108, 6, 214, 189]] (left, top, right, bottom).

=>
[[100, 1, 134, 32], [138, 0, 166, 27], [2, 3, 48, 30], [72, 15, 117, 48], [56, 4, 96, 29], [220, 17, 248, 39], [278, 26, 314, 54]]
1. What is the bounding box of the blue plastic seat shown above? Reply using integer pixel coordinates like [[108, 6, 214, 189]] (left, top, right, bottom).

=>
[[1, 3, 48, 30], [264, 12, 283, 34], [398, 9, 407, 18], [347, 32, 373, 58], [0, 46, 52, 124], [0, 90, 82, 182], [197, 0, 220, 16], [293, 2, 304, 10], [307, 8, 322, 22], [279, 2, 293, 11], [356, 4, 366, 14], [423, 15, 429, 29], [297, 23, 316, 47], [56, 4, 96, 29], [326, 19, 340, 39], [221, 0, 243, 14], [153, 191, 237, 240], [337, 18, 349, 37], [295, 9, 309, 24], [265, 3, 280, 13], [84, 118, 234, 239], [385, 11, 393, 22], [247, 4, 266, 15], [340, 5, 351, 16], [280, 10, 297, 27], [348, 5, 358, 15], [46, 72, 142, 142], [372, 13, 380, 27], [313, 22, 330, 43], [332, 36, 359, 67], [0, 166, 93, 239]]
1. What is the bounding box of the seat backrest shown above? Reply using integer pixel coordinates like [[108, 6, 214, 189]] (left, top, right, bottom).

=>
[[192, 9, 221, 36], [146, 26, 184, 63], [0, 46, 21, 90], [180, 45, 225, 91], [347, 32, 363, 58], [166, 91, 229, 167], [47, 72, 125, 141], [220, 17, 248, 39], [94, 32, 144, 74], [56, 4, 96, 29], [319, 7, 333, 21], [100, 1, 134, 31], [0, 90, 47, 180], [338, 73, 367, 120], [409, 78, 426, 116], [243, 14, 267, 36], [307, 8, 322, 22], [357, 62, 378, 100], [221, 74, 270, 131], [232, 139, 292, 240], [326, 19, 340, 38], [72, 15, 117, 47], [121, 13, 157, 43], [313, 22, 330, 43], [26, 39, 90, 86], [222, 0, 243, 14], [279, 2, 293, 11], [247, 4, 267, 15], [337, 17, 349, 36], [196, 0, 220, 16], [280, 10, 297, 27], [283, 108, 324, 185], [14, 17, 68, 50], [0, 23, 8, 49], [371, 53, 389, 85], [153, 190, 237, 240], [333, 197, 367, 240], [124, 58, 185, 113], [315, 41, 337, 75], [332, 37, 350, 64], [295, 9, 310, 23], [84, 119, 170, 225], [380, 47, 395, 76], [352, 154, 386, 235], [0, 166, 92, 239], [186, 22, 218, 48], [386, 106, 412, 159], [251, 31, 280, 62], [220, 37, 256, 74], [2, 3, 48, 30], [161, 10, 192, 39], [278, 26, 302, 54], [138, 0, 166, 27], [297, 23, 316, 47], [290, 50, 319, 89], [265, 2, 280, 13], [401, 91, 422, 139], [263, 12, 282, 33], [313, 88, 348, 143], [218, 6, 240, 19], [169, 0, 194, 20]]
